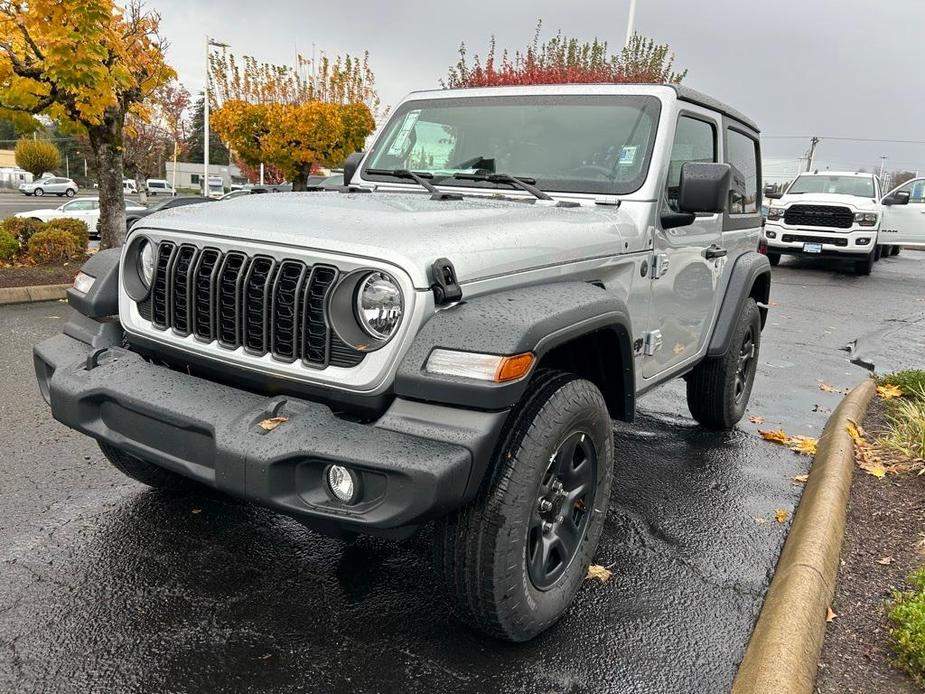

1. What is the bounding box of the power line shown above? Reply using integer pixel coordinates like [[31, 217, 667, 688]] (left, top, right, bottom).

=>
[[763, 135, 925, 145]]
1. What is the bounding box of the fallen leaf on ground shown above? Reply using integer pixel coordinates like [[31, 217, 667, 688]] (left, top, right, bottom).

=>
[[753, 516, 768, 525], [759, 429, 790, 444], [258, 416, 288, 431], [876, 384, 903, 400], [818, 382, 844, 394], [586, 565, 612, 582], [748, 415, 765, 424], [191, 508, 201, 514], [876, 557, 893, 565], [792, 474, 809, 485], [846, 420, 865, 443], [774, 508, 790, 523], [826, 606, 838, 622], [788, 436, 818, 457], [860, 462, 887, 479]]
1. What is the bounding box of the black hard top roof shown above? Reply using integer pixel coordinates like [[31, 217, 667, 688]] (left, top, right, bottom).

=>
[[670, 85, 759, 133]]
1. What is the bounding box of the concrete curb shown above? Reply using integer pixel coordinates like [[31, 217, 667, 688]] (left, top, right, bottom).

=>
[[0, 283, 70, 306], [732, 378, 877, 694]]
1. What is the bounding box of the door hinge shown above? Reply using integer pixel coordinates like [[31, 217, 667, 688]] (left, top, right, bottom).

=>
[[653, 253, 670, 279], [431, 257, 463, 306], [643, 330, 663, 356]]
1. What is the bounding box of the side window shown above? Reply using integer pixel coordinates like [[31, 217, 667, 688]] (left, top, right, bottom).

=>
[[665, 116, 716, 213], [894, 179, 925, 203], [726, 129, 759, 214]]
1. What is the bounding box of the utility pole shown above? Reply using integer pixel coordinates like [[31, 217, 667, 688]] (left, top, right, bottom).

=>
[[878, 156, 887, 181], [204, 36, 229, 197], [805, 137, 820, 172], [624, 0, 638, 47]]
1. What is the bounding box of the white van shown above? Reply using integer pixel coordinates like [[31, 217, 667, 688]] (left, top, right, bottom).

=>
[[146, 179, 176, 197], [123, 179, 138, 194]]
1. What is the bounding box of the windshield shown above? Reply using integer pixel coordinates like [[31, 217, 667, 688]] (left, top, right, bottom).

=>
[[363, 94, 661, 195], [787, 175, 875, 198]]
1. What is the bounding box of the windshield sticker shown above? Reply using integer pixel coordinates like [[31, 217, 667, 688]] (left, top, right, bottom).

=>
[[618, 146, 637, 166], [387, 110, 421, 156]]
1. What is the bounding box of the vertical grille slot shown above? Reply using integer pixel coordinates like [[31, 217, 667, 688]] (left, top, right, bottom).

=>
[[270, 260, 308, 361], [302, 266, 338, 366], [242, 256, 277, 354], [170, 245, 198, 335], [216, 252, 248, 348], [191, 249, 221, 341], [151, 241, 177, 329]]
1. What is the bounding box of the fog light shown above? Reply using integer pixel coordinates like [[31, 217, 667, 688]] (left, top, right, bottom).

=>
[[326, 465, 359, 504], [766, 230, 777, 239], [856, 238, 871, 245]]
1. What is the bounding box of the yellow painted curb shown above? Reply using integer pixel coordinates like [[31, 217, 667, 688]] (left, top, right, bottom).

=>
[[0, 283, 70, 305], [732, 378, 876, 694]]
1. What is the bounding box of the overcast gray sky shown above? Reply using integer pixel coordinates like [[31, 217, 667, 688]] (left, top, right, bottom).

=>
[[152, 0, 924, 182]]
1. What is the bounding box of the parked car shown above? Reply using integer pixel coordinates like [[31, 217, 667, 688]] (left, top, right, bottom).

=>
[[17, 197, 147, 239], [125, 196, 211, 231], [123, 179, 138, 194], [18, 176, 78, 197], [763, 171, 885, 274], [145, 179, 176, 197], [35, 84, 770, 642], [879, 177, 925, 253], [219, 189, 253, 200]]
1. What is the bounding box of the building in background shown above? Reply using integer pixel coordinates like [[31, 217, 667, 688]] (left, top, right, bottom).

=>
[[164, 162, 245, 193], [0, 165, 33, 190]]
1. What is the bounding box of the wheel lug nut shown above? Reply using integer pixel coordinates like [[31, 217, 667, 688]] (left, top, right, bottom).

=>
[[539, 499, 553, 513]]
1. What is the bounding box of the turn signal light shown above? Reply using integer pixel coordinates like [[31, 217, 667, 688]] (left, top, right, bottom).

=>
[[496, 353, 535, 382]]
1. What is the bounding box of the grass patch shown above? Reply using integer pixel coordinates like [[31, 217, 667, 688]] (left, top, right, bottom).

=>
[[876, 371, 925, 465], [879, 370, 925, 401], [889, 567, 925, 687]]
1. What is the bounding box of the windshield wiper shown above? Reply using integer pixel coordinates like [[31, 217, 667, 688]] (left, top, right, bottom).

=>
[[365, 168, 462, 200], [452, 172, 553, 201]]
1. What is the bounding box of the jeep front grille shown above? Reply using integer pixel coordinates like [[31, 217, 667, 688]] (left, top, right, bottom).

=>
[[783, 204, 854, 229], [141, 241, 364, 369]]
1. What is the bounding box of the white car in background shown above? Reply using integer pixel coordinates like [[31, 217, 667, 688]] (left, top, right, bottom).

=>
[[763, 171, 884, 275], [879, 177, 925, 252], [16, 197, 147, 239], [145, 179, 176, 196], [18, 176, 78, 197]]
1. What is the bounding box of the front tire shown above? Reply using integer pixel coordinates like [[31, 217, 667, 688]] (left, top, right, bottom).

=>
[[767, 252, 781, 267], [99, 441, 200, 492], [433, 370, 614, 642], [854, 251, 875, 275], [686, 298, 761, 429], [33, 188, 44, 197], [892, 246, 902, 257]]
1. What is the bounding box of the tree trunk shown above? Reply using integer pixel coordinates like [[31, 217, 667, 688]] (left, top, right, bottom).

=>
[[89, 117, 127, 250], [291, 164, 312, 192]]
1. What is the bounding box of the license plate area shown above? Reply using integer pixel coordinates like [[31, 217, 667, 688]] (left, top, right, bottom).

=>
[[803, 242, 823, 254]]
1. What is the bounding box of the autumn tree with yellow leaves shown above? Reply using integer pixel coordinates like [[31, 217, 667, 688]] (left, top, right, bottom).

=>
[[0, 1, 175, 248], [209, 52, 378, 190]]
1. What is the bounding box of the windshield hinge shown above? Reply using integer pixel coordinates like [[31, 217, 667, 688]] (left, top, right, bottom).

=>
[[431, 258, 463, 306]]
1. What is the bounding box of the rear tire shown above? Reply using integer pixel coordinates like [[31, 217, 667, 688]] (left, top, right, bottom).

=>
[[99, 441, 200, 492], [767, 252, 781, 267], [686, 298, 761, 430], [433, 370, 614, 642], [854, 251, 875, 276], [65, 188, 75, 197]]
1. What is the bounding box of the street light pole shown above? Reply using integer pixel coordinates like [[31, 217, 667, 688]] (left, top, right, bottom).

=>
[[204, 36, 229, 196], [624, 0, 638, 47]]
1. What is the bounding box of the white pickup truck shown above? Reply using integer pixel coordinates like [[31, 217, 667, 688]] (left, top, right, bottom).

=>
[[763, 172, 925, 274]]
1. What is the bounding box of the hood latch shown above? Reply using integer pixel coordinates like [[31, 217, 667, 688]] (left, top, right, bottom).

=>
[[431, 258, 463, 306]]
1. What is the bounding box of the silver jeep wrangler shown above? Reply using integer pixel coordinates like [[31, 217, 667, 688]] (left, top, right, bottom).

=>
[[34, 84, 770, 641]]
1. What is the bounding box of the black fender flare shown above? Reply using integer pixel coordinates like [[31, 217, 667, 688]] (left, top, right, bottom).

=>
[[707, 251, 771, 358], [394, 281, 635, 414], [66, 247, 121, 319]]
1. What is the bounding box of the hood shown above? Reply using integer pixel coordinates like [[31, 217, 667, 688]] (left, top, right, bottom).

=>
[[140, 192, 636, 288], [777, 192, 879, 211]]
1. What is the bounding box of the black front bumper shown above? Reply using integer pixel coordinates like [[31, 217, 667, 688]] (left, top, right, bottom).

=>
[[34, 330, 508, 536]]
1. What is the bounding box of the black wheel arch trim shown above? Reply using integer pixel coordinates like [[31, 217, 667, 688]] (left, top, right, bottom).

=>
[[66, 247, 121, 318], [706, 251, 771, 358], [394, 281, 635, 420]]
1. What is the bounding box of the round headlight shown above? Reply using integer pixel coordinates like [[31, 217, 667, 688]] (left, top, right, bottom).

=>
[[138, 239, 155, 288], [355, 271, 403, 341]]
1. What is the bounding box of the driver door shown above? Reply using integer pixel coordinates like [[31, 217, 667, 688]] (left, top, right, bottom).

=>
[[881, 178, 925, 249]]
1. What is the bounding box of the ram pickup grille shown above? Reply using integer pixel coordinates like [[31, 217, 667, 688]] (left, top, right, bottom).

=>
[[784, 204, 854, 229], [146, 241, 364, 368], [781, 234, 849, 247]]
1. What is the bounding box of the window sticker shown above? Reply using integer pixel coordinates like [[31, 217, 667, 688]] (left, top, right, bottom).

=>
[[387, 110, 421, 156], [618, 146, 638, 165]]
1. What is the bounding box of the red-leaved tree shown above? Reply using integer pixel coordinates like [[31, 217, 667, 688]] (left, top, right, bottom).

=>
[[235, 159, 286, 185], [444, 22, 687, 88]]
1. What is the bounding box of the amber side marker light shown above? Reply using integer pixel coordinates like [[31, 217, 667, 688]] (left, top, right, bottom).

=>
[[425, 349, 536, 383]]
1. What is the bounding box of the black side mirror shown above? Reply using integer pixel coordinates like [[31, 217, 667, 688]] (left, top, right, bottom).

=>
[[765, 191, 783, 200], [343, 151, 365, 186], [883, 191, 911, 206], [679, 162, 732, 214]]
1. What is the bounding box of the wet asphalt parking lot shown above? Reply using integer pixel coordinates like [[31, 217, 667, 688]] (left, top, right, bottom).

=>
[[2, 251, 924, 693]]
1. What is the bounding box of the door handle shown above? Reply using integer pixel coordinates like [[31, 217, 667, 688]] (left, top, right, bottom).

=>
[[703, 245, 727, 259]]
